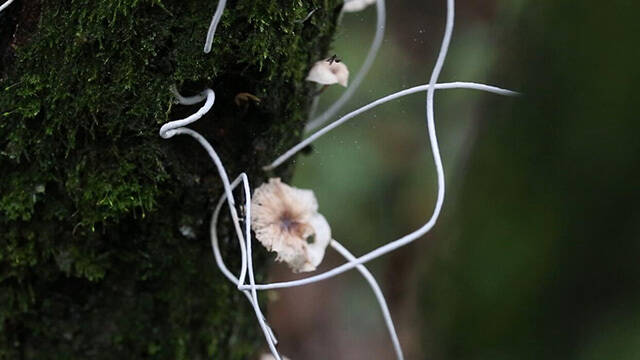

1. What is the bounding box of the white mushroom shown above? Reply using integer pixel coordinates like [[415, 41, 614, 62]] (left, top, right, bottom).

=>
[[251, 178, 331, 273], [342, 0, 376, 13], [305, 59, 349, 87]]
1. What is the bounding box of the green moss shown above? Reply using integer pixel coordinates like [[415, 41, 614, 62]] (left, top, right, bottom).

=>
[[0, 0, 341, 358]]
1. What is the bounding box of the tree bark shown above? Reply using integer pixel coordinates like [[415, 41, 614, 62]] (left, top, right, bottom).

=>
[[0, 0, 340, 358]]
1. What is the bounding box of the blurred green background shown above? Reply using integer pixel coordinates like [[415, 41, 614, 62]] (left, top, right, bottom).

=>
[[266, 0, 640, 359]]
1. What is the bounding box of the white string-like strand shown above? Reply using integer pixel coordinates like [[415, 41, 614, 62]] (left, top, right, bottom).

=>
[[210, 173, 280, 352], [304, 0, 386, 133], [330, 240, 404, 360], [266, 81, 518, 171], [0, 0, 16, 13], [204, 0, 228, 54]]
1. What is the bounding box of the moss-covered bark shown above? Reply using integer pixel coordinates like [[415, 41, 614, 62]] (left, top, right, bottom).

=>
[[0, 0, 340, 358]]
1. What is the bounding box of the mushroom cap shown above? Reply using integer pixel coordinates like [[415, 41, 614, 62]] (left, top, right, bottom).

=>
[[251, 178, 332, 273], [343, 0, 376, 12], [305, 60, 350, 87]]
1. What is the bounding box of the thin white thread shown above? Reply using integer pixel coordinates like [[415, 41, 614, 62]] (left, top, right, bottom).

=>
[[159, 89, 215, 139], [170, 85, 207, 105], [265, 81, 518, 171], [0, 0, 16, 13], [305, 0, 386, 132], [209, 173, 280, 350], [330, 240, 404, 360], [238, 0, 457, 291], [204, 0, 228, 54], [240, 172, 281, 353]]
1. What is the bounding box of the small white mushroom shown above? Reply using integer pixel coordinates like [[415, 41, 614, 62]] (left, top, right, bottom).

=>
[[251, 178, 331, 273], [305, 59, 350, 87], [342, 0, 376, 13]]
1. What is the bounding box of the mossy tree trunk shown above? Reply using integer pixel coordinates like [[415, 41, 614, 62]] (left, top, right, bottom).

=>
[[0, 1, 340, 358]]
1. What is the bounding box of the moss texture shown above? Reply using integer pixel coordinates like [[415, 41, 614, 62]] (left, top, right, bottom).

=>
[[0, 0, 341, 358]]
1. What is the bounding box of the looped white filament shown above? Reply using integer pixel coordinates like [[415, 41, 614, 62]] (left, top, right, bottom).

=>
[[159, 89, 215, 139]]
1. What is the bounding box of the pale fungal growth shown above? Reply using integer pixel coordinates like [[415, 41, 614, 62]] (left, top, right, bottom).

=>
[[251, 178, 331, 273], [343, 0, 376, 12], [305, 59, 350, 87]]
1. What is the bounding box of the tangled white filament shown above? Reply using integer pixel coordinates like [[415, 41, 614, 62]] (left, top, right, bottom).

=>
[[0, 0, 16, 13], [160, 0, 519, 358]]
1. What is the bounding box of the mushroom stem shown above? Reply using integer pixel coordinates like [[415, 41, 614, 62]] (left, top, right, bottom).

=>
[[312, 84, 329, 96]]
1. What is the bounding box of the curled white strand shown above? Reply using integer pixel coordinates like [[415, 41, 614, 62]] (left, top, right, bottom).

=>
[[330, 240, 404, 360], [241, 0, 458, 291], [170, 85, 207, 105], [159, 89, 215, 139], [305, 0, 386, 132], [265, 81, 519, 171], [204, 0, 228, 54], [0, 0, 16, 13]]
